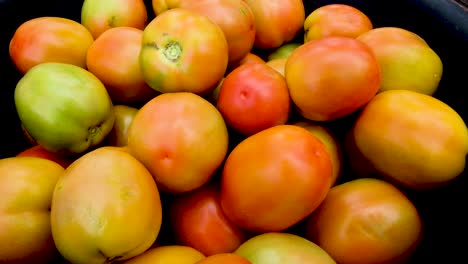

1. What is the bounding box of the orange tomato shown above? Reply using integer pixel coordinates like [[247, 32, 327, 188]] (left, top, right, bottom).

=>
[[195, 253, 252, 264], [169, 183, 249, 256], [285, 36, 381, 121], [220, 125, 333, 232], [217, 63, 291, 136], [86, 26, 158, 104], [123, 245, 205, 264], [16, 145, 74, 168], [9, 16, 94, 74], [140, 8, 229, 95], [305, 178, 422, 264], [227, 52, 265, 74], [265, 58, 287, 76]]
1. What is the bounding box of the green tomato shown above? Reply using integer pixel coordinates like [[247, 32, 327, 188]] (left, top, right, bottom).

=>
[[267, 43, 302, 61], [15, 62, 115, 155]]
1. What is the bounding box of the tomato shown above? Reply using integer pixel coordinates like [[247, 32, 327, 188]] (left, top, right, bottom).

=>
[[123, 245, 205, 264], [51, 147, 163, 264], [14, 62, 115, 155], [351, 89, 468, 190], [195, 253, 252, 264], [217, 63, 290, 136], [244, 0, 305, 49], [154, 0, 256, 63], [265, 58, 287, 76], [267, 42, 301, 60], [140, 8, 229, 95], [81, 0, 148, 39], [220, 125, 333, 232], [106, 105, 139, 147], [357, 27, 443, 95], [227, 52, 265, 74], [169, 183, 249, 256], [16, 145, 75, 168], [304, 4, 373, 42], [9, 16, 94, 74], [234, 232, 336, 264], [86, 27, 158, 104], [305, 178, 422, 264], [0, 157, 64, 264], [127, 92, 229, 193], [285, 36, 381, 121]]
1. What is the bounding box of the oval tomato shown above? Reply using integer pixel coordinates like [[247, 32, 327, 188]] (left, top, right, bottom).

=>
[[220, 125, 333, 232], [9, 16, 94, 74], [16, 145, 75, 168], [305, 178, 422, 264], [244, 0, 305, 49], [14, 62, 115, 155], [285, 36, 381, 121], [169, 183, 249, 256], [81, 0, 148, 39], [86, 27, 158, 104], [267, 42, 301, 60], [217, 63, 290, 136], [140, 8, 229, 95]]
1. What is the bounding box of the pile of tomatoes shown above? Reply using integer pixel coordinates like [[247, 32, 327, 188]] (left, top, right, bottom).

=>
[[1, 0, 467, 264]]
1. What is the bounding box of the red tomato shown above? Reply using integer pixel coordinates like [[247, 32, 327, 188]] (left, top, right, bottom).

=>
[[217, 63, 291, 136], [169, 183, 249, 256], [244, 0, 305, 49], [140, 8, 229, 95], [305, 178, 422, 264], [9, 17, 94, 74], [16, 145, 74, 169], [195, 253, 252, 264], [86, 27, 158, 104], [285, 36, 381, 121], [220, 125, 333, 232]]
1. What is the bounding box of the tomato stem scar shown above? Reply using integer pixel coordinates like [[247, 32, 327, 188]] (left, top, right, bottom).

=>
[[163, 41, 182, 62]]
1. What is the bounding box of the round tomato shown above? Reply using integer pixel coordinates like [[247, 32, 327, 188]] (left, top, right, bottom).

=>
[[14, 62, 115, 155], [217, 63, 290, 136], [169, 183, 249, 256], [220, 125, 333, 232], [81, 0, 148, 39], [9, 16, 94, 74], [244, 0, 305, 49], [16, 145, 75, 168], [227, 52, 265, 74], [106, 105, 139, 147], [140, 8, 229, 95], [123, 245, 205, 264], [86, 26, 158, 104], [305, 178, 422, 264], [285, 36, 381, 121]]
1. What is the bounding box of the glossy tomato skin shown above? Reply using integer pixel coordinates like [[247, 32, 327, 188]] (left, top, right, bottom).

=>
[[140, 8, 229, 95], [244, 0, 305, 49], [81, 0, 148, 39], [217, 63, 291, 136], [285, 36, 381, 121], [106, 105, 139, 147], [305, 178, 422, 264], [16, 145, 75, 168], [169, 183, 249, 256], [195, 253, 252, 264], [220, 125, 333, 232], [86, 27, 158, 104], [9, 16, 94, 74]]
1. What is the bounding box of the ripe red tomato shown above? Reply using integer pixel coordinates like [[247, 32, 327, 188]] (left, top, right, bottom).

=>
[[140, 8, 229, 95], [9, 17, 94, 74], [217, 63, 291, 136], [169, 183, 249, 256], [220, 125, 333, 232], [244, 0, 305, 49]]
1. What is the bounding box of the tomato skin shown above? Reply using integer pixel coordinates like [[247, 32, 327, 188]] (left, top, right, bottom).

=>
[[140, 8, 229, 95], [265, 58, 287, 77], [169, 184, 249, 256], [305, 178, 422, 264], [16, 145, 75, 168], [9, 16, 94, 74], [217, 63, 290, 136], [81, 0, 148, 39], [244, 0, 305, 49], [220, 125, 333, 232], [86, 27, 158, 104], [195, 253, 252, 264], [227, 52, 265, 74], [285, 36, 381, 121], [106, 105, 139, 147], [14, 62, 115, 155], [123, 245, 205, 264]]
